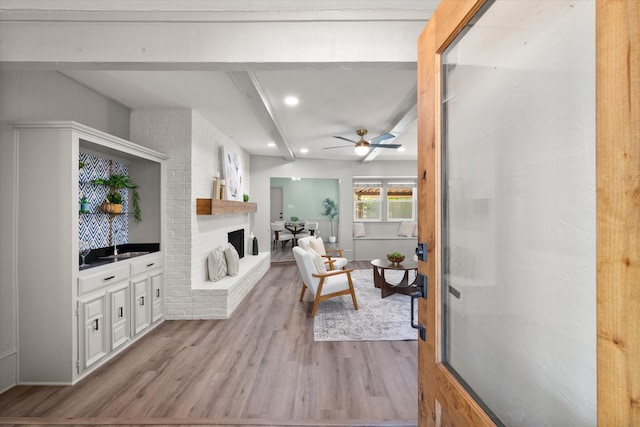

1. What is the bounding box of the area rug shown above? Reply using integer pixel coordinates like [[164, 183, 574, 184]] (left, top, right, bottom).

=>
[[313, 268, 418, 342]]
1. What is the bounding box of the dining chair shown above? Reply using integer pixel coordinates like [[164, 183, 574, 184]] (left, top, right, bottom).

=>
[[292, 246, 358, 317], [305, 221, 319, 236], [271, 222, 294, 250]]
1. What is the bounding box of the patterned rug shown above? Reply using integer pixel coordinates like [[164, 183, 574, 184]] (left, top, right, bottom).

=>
[[313, 269, 418, 342]]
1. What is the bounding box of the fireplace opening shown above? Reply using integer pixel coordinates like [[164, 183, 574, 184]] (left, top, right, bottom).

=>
[[228, 229, 245, 259]]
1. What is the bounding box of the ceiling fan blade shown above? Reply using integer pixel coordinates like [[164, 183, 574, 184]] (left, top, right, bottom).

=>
[[323, 145, 354, 150], [369, 133, 395, 143], [333, 136, 357, 143], [370, 143, 402, 149]]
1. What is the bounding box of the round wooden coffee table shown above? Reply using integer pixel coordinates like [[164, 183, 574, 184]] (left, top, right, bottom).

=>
[[370, 258, 418, 299]]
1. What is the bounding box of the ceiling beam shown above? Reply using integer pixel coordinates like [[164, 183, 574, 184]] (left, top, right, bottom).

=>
[[0, 1, 439, 22], [229, 70, 295, 161], [362, 85, 417, 162]]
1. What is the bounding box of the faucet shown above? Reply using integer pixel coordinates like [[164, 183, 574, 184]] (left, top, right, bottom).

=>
[[113, 228, 120, 255]]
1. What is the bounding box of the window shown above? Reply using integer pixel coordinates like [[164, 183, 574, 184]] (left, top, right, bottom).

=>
[[353, 181, 382, 220], [353, 179, 416, 221], [387, 182, 415, 220]]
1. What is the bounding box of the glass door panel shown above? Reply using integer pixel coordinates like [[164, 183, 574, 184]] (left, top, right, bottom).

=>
[[441, 1, 596, 425]]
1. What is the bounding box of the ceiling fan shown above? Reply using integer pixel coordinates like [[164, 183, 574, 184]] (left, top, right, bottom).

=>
[[325, 129, 401, 156]]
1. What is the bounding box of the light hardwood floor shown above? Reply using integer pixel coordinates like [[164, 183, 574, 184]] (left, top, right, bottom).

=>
[[0, 261, 417, 426]]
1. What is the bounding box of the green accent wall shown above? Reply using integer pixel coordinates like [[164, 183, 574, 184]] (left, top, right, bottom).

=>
[[270, 178, 339, 221]]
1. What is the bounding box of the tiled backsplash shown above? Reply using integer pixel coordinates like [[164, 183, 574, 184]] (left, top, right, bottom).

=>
[[79, 152, 129, 249]]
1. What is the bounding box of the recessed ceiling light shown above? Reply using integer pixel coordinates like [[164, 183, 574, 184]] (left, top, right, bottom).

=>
[[284, 96, 299, 106], [397, 147, 406, 152], [300, 148, 309, 154], [267, 142, 276, 147]]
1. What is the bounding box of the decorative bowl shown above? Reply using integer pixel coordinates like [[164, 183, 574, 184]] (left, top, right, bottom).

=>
[[387, 253, 405, 264]]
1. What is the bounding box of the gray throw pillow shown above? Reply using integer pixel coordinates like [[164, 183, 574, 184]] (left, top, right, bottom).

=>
[[224, 243, 240, 276], [207, 246, 228, 281]]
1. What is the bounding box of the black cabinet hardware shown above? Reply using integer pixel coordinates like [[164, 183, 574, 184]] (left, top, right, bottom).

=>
[[410, 273, 428, 341]]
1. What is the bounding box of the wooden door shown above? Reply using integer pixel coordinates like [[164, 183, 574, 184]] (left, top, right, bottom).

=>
[[416, 0, 639, 425], [270, 187, 284, 223]]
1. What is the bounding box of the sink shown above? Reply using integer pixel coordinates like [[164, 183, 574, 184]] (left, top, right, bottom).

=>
[[99, 251, 150, 260]]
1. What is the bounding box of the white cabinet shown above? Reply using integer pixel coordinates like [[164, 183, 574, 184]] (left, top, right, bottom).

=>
[[132, 276, 151, 335], [108, 282, 130, 351], [131, 253, 164, 333], [151, 271, 163, 323], [78, 293, 108, 370], [11, 121, 167, 384], [77, 254, 163, 376]]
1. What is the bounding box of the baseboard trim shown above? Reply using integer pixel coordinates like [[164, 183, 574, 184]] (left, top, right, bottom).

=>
[[0, 417, 417, 426]]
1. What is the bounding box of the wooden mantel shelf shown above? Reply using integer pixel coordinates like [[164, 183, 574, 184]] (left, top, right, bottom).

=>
[[196, 198, 257, 215]]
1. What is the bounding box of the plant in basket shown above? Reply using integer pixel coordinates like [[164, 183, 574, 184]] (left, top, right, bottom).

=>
[[91, 174, 141, 221], [387, 251, 405, 264]]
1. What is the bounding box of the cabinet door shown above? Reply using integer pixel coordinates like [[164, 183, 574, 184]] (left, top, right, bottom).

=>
[[79, 293, 107, 370], [151, 270, 163, 323], [108, 282, 130, 351], [132, 276, 151, 335]]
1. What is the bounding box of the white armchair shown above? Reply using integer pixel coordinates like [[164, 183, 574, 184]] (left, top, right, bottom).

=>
[[297, 236, 348, 270], [292, 246, 358, 316]]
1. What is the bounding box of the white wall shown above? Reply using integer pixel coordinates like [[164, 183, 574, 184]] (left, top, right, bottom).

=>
[[250, 156, 416, 258], [130, 109, 252, 319], [190, 110, 251, 291], [0, 70, 131, 393]]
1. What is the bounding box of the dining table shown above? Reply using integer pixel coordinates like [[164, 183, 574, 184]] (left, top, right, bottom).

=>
[[284, 221, 306, 245]]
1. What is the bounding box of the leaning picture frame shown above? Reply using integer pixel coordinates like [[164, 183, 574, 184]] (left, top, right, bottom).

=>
[[222, 147, 242, 201]]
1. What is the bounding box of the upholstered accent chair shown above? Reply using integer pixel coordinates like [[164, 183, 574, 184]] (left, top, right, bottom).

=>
[[292, 246, 358, 317], [271, 222, 294, 250], [297, 236, 348, 270]]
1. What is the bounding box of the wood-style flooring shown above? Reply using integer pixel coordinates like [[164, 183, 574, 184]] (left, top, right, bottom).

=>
[[0, 261, 417, 427]]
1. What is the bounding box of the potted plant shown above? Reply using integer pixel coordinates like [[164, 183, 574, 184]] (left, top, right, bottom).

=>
[[321, 198, 338, 243], [243, 193, 249, 202], [91, 174, 141, 222], [79, 196, 90, 214]]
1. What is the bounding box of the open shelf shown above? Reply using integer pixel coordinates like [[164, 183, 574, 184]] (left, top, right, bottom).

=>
[[196, 198, 257, 215]]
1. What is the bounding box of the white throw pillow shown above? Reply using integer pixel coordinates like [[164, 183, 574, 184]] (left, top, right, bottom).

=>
[[309, 249, 327, 275], [353, 223, 365, 238], [224, 243, 240, 276], [207, 246, 228, 281], [309, 237, 326, 256], [398, 221, 416, 237]]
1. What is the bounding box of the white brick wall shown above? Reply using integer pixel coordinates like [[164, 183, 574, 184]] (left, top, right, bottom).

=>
[[131, 109, 260, 320], [131, 109, 194, 319]]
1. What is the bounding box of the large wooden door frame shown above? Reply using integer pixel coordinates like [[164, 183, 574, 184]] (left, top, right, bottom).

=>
[[416, 0, 639, 425]]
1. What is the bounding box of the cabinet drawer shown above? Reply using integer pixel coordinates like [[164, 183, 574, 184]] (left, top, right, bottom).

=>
[[78, 265, 130, 295], [130, 254, 163, 277]]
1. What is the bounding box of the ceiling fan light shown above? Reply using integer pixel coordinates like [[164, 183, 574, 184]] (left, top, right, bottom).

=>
[[354, 143, 369, 156]]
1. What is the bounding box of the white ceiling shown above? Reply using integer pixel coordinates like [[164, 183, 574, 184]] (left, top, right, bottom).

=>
[[1, 1, 440, 162]]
